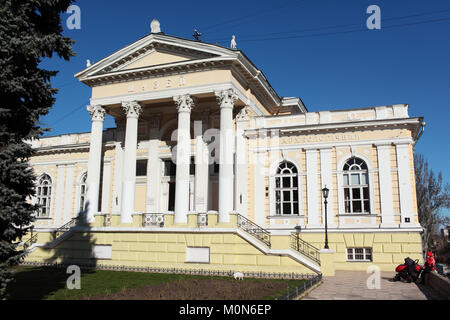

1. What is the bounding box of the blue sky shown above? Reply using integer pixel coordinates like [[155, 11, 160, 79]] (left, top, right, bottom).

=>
[[40, 0, 450, 217]]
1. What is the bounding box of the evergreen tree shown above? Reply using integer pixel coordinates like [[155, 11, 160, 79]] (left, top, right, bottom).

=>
[[0, 0, 75, 298]]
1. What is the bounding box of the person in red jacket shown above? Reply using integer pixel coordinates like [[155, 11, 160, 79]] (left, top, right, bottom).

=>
[[416, 250, 437, 284], [423, 251, 436, 272]]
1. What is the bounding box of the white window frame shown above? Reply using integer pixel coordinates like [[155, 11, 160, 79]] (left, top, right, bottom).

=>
[[342, 157, 371, 214], [36, 174, 53, 218], [337, 153, 376, 217], [79, 172, 88, 214], [347, 247, 373, 262], [269, 159, 303, 217]]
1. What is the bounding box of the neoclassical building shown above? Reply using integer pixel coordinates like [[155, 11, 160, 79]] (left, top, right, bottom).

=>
[[23, 21, 425, 275]]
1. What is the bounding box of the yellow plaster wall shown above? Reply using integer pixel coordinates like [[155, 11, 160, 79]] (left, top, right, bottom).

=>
[[24, 229, 423, 273], [26, 231, 315, 274], [299, 232, 423, 271], [29, 147, 112, 227], [231, 76, 271, 116], [134, 185, 147, 213], [122, 51, 190, 70]]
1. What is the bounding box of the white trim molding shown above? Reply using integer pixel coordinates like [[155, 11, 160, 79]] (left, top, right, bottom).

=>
[[395, 142, 418, 228], [376, 144, 397, 228]]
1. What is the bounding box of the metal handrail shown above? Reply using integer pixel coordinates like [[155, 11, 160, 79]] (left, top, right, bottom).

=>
[[23, 232, 38, 249], [236, 214, 271, 248], [290, 233, 321, 265], [53, 217, 79, 239]]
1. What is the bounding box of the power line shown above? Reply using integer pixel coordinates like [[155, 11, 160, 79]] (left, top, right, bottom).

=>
[[200, 0, 301, 32], [210, 14, 450, 45], [48, 101, 88, 126], [207, 7, 450, 43]]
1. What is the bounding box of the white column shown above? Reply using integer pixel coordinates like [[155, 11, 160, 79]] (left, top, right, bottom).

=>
[[377, 144, 396, 228], [396, 143, 416, 227], [86, 105, 106, 223], [112, 142, 124, 215], [120, 101, 142, 224], [194, 113, 209, 213], [101, 161, 112, 213], [235, 107, 249, 216], [320, 148, 336, 228], [215, 89, 238, 223], [173, 95, 194, 224], [306, 149, 320, 228], [63, 164, 74, 222], [146, 116, 161, 213]]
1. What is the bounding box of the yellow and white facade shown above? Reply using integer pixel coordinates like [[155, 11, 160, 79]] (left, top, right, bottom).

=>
[[23, 23, 425, 276]]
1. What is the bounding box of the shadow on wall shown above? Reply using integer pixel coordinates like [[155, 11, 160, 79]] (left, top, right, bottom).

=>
[[8, 202, 98, 300]]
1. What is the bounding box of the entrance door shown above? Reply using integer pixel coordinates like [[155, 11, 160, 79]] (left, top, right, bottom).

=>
[[163, 158, 195, 212]]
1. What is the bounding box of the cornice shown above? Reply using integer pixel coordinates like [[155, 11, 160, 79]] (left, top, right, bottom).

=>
[[246, 117, 422, 137], [33, 141, 116, 153]]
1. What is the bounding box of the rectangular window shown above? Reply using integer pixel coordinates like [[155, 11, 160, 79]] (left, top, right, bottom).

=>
[[136, 160, 148, 176], [351, 174, 360, 185], [164, 160, 176, 176], [346, 248, 372, 262], [343, 174, 349, 186]]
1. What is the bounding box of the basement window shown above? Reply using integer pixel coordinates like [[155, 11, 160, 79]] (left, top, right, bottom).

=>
[[347, 248, 372, 262]]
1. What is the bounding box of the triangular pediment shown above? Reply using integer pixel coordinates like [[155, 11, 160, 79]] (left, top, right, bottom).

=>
[[75, 33, 236, 80], [119, 49, 192, 71], [75, 32, 283, 116]]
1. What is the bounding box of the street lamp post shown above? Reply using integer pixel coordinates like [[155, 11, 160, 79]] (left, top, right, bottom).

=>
[[294, 225, 302, 251], [322, 186, 330, 249]]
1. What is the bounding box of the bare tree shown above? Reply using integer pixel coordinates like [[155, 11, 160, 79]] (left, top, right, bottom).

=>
[[414, 154, 450, 252]]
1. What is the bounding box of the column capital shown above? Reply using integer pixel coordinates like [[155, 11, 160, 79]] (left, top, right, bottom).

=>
[[174, 94, 195, 113], [236, 106, 250, 121], [87, 105, 106, 122], [215, 88, 238, 109], [122, 100, 142, 119]]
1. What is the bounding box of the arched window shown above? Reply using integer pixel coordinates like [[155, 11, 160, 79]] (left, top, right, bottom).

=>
[[36, 174, 52, 218], [275, 161, 299, 215], [79, 173, 87, 213], [343, 157, 370, 213]]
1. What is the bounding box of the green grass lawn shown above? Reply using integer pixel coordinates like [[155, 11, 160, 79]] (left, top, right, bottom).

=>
[[7, 266, 307, 300]]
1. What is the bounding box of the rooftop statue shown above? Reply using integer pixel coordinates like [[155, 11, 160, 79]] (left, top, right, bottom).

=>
[[231, 35, 237, 49], [151, 19, 161, 33]]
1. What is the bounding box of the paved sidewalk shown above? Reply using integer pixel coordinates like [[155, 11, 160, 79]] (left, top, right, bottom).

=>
[[302, 271, 443, 300]]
